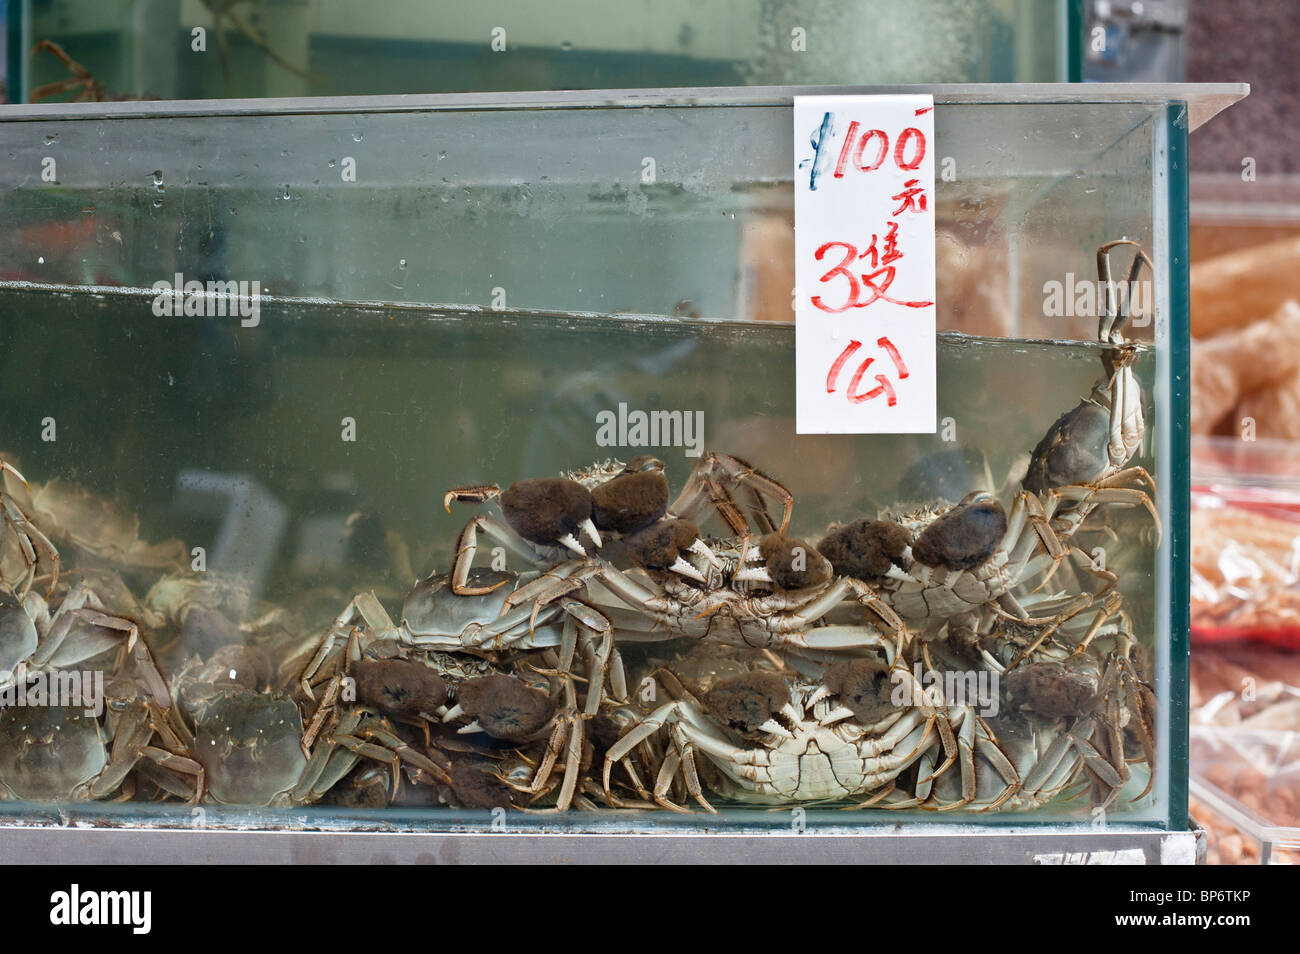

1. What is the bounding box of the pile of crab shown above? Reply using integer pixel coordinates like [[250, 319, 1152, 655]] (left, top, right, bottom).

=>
[[0, 241, 1161, 817]]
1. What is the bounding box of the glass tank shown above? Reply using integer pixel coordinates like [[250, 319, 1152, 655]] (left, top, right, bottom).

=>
[[0, 84, 1243, 832], [8, 0, 1080, 103]]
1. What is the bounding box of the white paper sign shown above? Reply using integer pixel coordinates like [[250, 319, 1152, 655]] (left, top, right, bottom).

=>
[[793, 95, 936, 434]]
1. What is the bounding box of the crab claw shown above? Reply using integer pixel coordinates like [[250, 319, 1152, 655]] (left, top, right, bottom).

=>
[[441, 703, 466, 722], [669, 556, 707, 583], [885, 565, 915, 584], [756, 718, 794, 739], [806, 685, 834, 707], [687, 538, 722, 568], [820, 705, 859, 725], [580, 518, 603, 549], [558, 533, 587, 557], [734, 565, 774, 584], [456, 720, 485, 735], [0, 461, 33, 493]]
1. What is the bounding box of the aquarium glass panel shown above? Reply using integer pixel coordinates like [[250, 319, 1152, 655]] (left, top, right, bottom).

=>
[[0, 85, 1225, 831]]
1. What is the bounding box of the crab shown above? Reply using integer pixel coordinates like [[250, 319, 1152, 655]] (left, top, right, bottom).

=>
[[207, 695, 452, 806], [812, 242, 1160, 649], [435, 454, 807, 716], [602, 630, 975, 811], [1039, 633, 1157, 809], [297, 587, 600, 810], [5, 470, 186, 576], [0, 688, 196, 802], [443, 455, 737, 596], [915, 616, 1154, 813], [0, 651, 198, 803], [142, 572, 255, 665], [303, 571, 625, 708], [0, 462, 59, 600], [822, 491, 1067, 631], [590, 529, 906, 657], [166, 642, 451, 807], [0, 580, 170, 708], [442, 670, 597, 810], [1023, 240, 1161, 545]]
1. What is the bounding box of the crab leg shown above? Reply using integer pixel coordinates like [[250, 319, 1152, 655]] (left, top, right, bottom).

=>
[[351, 719, 454, 787], [219, 3, 318, 81], [1097, 239, 1153, 344], [1021, 728, 1084, 797], [763, 576, 904, 637], [664, 724, 717, 813], [0, 465, 60, 598], [89, 700, 201, 802], [1047, 483, 1162, 542], [766, 623, 896, 653], [668, 452, 794, 536], [970, 718, 1021, 811], [301, 596, 380, 697], [501, 674, 585, 810], [881, 743, 937, 809], [1066, 717, 1124, 790], [449, 514, 552, 595]]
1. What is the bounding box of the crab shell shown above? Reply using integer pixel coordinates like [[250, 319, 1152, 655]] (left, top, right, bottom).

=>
[[190, 690, 308, 806], [0, 702, 108, 801]]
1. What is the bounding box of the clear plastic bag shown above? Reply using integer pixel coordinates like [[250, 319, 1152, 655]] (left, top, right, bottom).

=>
[[1192, 437, 1300, 647]]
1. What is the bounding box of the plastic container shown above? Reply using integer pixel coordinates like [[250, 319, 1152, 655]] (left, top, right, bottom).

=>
[[1190, 727, 1300, 864], [1192, 436, 1300, 648]]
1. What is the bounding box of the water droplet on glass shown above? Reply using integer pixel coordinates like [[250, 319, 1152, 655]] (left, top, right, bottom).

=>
[[37, 256, 45, 264], [352, 132, 363, 143], [398, 259, 407, 268], [282, 186, 291, 200], [438, 150, 447, 160], [43, 132, 58, 144], [560, 40, 573, 51], [327, 159, 336, 168]]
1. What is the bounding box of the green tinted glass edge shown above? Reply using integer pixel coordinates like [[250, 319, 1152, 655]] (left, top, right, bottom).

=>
[[1166, 101, 1190, 833], [1067, 0, 1085, 82]]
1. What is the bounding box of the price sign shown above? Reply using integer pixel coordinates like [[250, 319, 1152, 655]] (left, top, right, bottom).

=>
[[793, 95, 936, 434]]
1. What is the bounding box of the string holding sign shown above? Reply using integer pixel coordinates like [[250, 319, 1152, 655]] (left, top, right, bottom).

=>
[[794, 95, 937, 435]]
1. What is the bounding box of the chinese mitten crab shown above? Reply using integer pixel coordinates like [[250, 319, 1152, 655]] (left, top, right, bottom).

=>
[[602, 634, 965, 811]]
